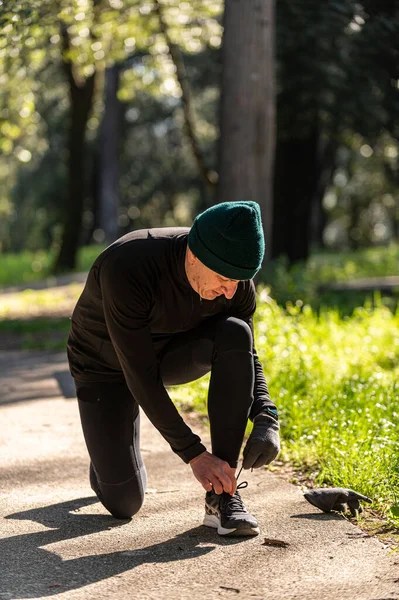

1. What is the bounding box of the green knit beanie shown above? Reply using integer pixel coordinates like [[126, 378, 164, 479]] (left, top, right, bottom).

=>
[[188, 201, 265, 280]]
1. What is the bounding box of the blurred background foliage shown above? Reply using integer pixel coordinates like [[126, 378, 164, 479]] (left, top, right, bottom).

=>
[[0, 0, 398, 279]]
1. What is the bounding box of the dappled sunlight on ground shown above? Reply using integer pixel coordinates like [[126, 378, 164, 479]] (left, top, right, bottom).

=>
[[0, 283, 83, 319]]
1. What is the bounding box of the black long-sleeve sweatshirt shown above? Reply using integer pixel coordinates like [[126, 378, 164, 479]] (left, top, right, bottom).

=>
[[67, 227, 277, 463]]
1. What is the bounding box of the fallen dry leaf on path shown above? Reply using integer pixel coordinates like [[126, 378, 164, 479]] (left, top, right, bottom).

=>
[[263, 537, 290, 548]]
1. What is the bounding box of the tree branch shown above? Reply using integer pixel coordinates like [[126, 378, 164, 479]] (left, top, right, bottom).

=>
[[153, 0, 217, 194]]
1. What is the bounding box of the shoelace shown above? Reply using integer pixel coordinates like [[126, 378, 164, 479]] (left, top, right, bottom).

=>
[[220, 465, 248, 514], [221, 483, 248, 514], [236, 465, 244, 482], [235, 466, 248, 497]]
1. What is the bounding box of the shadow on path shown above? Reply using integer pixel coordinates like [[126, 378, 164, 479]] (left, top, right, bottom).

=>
[[290, 512, 343, 521], [0, 351, 74, 406], [2, 496, 244, 599]]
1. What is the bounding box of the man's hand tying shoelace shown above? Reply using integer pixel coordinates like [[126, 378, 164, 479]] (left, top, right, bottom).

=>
[[190, 450, 237, 495]]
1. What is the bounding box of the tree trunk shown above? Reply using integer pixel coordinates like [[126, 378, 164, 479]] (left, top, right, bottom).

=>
[[310, 141, 337, 249], [383, 159, 399, 241], [54, 29, 96, 273], [218, 0, 275, 258], [99, 64, 122, 244], [271, 122, 320, 263]]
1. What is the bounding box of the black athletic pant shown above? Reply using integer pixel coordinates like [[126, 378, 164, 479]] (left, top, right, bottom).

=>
[[75, 316, 255, 519]]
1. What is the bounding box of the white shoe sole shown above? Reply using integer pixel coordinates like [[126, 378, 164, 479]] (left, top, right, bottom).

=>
[[203, 513, 260, 537]]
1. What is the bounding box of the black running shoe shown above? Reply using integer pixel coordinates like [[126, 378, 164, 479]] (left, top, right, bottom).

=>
[[203, 482, 260, 536]]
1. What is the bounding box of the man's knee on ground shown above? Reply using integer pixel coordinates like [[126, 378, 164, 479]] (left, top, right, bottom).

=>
[[105, 487, 145, 520], [215, 316, 253, 352], [94, 475, 146, 520]]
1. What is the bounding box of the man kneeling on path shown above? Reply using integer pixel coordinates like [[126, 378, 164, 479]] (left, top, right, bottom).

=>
[[67, 201, 280, 537]]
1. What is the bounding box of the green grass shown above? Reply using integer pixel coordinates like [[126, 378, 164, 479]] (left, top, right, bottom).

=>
[[0, 283, 82, 350], [0, 284, 83, 319], [261, 243, 399, 311], [0, 317, 71, 350], [170, 289, 399, 529], [307, 243, 399, 280], [0, 245, 104, 288]]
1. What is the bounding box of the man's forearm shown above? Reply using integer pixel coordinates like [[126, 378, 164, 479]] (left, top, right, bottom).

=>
[[249, 352, 278, 421]]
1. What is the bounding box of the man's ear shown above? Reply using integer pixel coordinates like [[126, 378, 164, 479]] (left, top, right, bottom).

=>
[[187, 247, 197, 265]]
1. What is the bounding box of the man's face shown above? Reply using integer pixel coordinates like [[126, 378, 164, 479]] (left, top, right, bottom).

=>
[[186, 249, 240, 301]]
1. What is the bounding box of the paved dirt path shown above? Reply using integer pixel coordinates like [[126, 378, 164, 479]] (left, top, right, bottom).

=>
[[0, 350, 398, 600]]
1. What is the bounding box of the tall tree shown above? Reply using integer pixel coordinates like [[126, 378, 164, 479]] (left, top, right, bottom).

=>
[[54, 24, 97, 272], [218, 0, 275, 257], [98, 64, 122, 245]]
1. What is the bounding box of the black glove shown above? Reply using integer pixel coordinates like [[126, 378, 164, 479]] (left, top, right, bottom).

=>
[[242, 413, 280, 469], [304, 487, 373, 517]]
